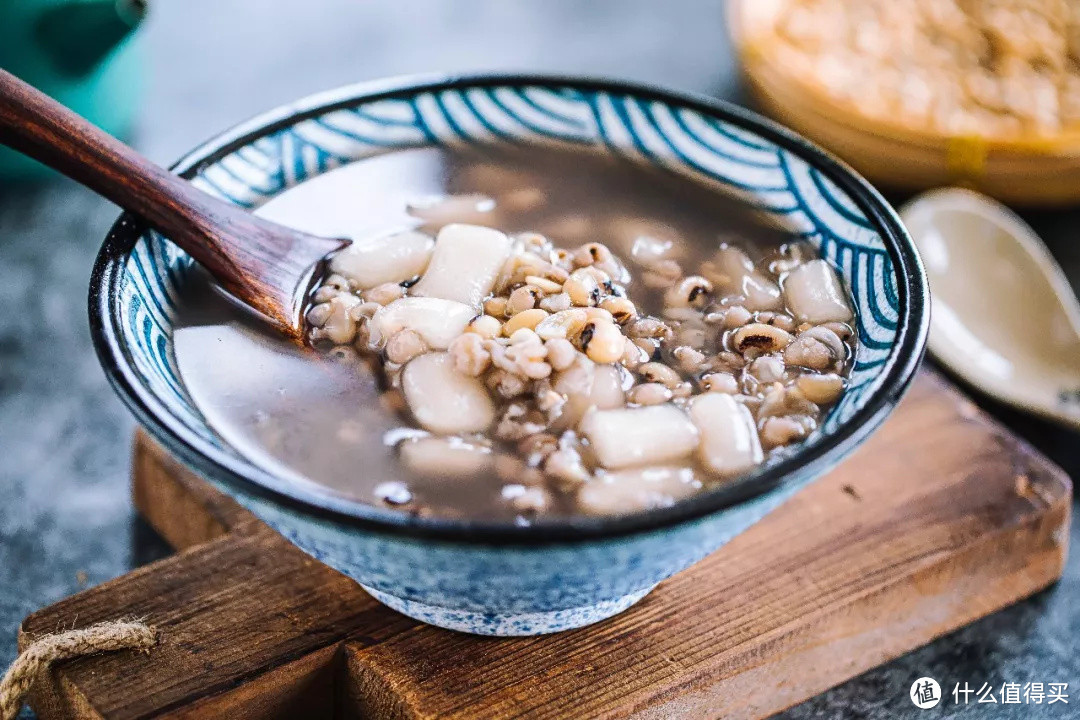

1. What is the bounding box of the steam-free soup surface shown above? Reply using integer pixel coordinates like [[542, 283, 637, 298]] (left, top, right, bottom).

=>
[[175, 146, 852, 521]]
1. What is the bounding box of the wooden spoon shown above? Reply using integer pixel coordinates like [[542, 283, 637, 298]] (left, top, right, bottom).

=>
[[0, 68, 349, 341], [900, 188, 1080, 431]]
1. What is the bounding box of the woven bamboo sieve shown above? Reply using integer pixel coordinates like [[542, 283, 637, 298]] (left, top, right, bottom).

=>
[[730, 0, 1080, 206]]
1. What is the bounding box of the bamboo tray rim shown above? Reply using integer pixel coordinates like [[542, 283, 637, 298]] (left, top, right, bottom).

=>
[[733, 1, 1080, 159]]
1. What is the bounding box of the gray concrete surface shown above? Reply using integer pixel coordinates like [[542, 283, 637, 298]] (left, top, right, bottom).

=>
[[2, 2, 1078, 717]]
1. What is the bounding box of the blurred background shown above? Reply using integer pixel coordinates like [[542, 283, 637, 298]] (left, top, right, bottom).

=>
[[2, 1, 1079, 718]]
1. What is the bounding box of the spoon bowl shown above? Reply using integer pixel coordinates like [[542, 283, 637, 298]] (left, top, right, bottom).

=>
[[901, 188, 1080, 430]]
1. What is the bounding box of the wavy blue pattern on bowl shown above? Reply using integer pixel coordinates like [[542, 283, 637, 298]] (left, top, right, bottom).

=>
[[102, 81, 917, 634], [118, 86, 897, 457]]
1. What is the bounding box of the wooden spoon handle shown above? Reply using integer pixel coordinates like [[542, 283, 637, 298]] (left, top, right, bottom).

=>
[[0, 68, 235, 253], [0, 68, 345, 338]]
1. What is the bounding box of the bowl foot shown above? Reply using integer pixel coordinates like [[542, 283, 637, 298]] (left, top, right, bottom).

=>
[[360, 584, 656, 636]]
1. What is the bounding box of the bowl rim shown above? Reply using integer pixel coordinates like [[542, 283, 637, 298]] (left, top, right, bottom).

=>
[[89, 72, 929, 544]]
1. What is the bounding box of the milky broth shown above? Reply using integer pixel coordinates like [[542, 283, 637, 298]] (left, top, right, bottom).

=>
[[175, 145, 850, 522]]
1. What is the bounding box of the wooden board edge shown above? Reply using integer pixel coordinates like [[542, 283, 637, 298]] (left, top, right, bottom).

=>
[[154, 644, 341, 720], [131, 430, 261, 548], [625, 490, 1071, 719]]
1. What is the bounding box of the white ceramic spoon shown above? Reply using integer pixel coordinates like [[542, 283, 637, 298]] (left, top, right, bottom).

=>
[[900, 188, 1080, 431]]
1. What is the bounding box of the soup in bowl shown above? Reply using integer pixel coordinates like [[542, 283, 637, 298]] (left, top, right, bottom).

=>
[[91, 76, 928, 635]]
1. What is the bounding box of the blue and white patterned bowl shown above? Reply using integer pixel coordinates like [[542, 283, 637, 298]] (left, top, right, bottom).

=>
[[90, 75, 929, 635]]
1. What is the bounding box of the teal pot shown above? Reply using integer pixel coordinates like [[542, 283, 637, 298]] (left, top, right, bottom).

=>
[[0, 0, 144, 181]]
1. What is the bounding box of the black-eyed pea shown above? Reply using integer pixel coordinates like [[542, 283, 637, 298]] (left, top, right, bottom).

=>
[[534, 389, 566, 416], [319, 295, 362, 345], [385, 329, 429, 365], [324, 273, 350, 291], [581, 320, 625, 364], [540, 292, 572, 313], [306, 302, 332, 327], [626, 317, 673, 343], [526, 275, 564, 294], [783, 326, 845, 370], [748, 355, 785, 384], [507, 285, 542, 314], [722, 305, 753, 329], [761, 416, 808, 448], [486, 369, 528, 399], [664, 275, 713, 309], [627, 382, 673, 406], [544, 338, 580, 371], [671, 381, 694, 398], [600, 296, 637, 324], [349, 301, 381, 321], [449, 332, 492, 376], [580, 266, 611, 284], [585, 307, 615, 323], [484, 296, 509, 318], [731, 323, 794, 354], [673, 345, 707, 374], [363, 282, 405, 306], [631, 337, 659, 359], [507, 327, 543, 346], [535, 308, 588, 341], [715, 350, 745, 369], [796, 372, 846, 404], [313, 285, 340, 303], [638, 361, 682, 388], [641, 259, 682, 289], [701, 372, 739, 394], [621, 336, 650, 369], [515, 231, 552, 255], [769, 314, 797, 333], [466, 314, 502, 339], [822, 321, 854, 340], [503, 308, 549, 335], [572, 242, 614, 268], [564, 268, 600, 306], [552, 247, 574, 270]]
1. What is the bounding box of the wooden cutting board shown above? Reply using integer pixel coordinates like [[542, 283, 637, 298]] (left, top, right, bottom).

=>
[[19, 371, 1072, 720]]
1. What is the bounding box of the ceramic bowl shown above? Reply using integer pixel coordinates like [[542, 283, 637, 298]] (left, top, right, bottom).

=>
[[90, 75, 929, 635]]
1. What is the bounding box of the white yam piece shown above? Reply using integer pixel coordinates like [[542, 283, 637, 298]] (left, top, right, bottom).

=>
[[368, 297, 475, 350], [409, 224, 512, 308], [552, 360, 627, 430], [329, 229, 433, 290], [579, 404, 699, 470], [398, 435, 493, 477], [401, 353, 495, 434], [590, 365, 628, 409], [739, 272, 785, 311], [407, 193, 496, 226], [578, 466, 700, 515], [606, 217, 687, 263], [783, 259, 854, 323], [705, 246, 783, 311], [689, 393, 763, 477]]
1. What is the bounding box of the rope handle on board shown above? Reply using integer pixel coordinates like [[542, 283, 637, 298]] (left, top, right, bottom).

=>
[[0, 621, 156, 720]]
